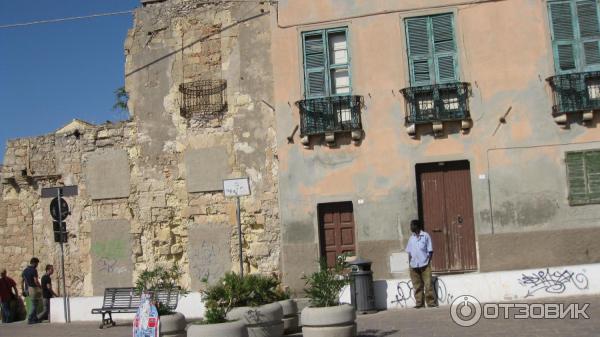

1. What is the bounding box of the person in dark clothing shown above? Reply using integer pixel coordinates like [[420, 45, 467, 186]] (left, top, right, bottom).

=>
[[37, 265, 57, 321], [21, 257, 41, 324], [0, 269, 19, 323]]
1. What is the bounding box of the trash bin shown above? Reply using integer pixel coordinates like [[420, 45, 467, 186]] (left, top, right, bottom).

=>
[[347, 257, 377, 314]]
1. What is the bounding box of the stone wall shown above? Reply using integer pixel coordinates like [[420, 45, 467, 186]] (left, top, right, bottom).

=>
[[0, 0, 279, 296]]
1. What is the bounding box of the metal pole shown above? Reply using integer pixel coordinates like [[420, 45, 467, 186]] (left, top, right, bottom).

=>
[[56, 189, 69, 323], [237, 196, 243, 277]]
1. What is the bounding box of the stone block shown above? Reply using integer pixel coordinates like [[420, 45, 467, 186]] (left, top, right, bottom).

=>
[[85, 149, 130, 200], [184, 147, 230, 192], [90, 219, 133, 295], [188, 223, 231, 289]]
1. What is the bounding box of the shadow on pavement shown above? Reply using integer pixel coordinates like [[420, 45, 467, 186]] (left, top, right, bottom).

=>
[[359, 329, 399, 337]]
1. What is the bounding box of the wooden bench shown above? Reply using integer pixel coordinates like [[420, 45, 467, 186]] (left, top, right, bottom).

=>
[[91, 287, 179, 328]]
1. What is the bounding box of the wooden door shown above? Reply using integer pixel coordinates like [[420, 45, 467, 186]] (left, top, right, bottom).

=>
[[416, 161, 477, 272], [318, 202, 356, 268]]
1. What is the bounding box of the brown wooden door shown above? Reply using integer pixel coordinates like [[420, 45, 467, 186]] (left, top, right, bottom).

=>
[[318, 202, 356, 267], [416, 161, 477, 272]]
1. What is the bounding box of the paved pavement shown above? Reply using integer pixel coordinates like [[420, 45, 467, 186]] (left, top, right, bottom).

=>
[[0, 295, 598, 337]]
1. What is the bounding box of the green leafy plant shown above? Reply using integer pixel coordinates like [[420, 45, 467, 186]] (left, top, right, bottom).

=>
[[302, 257, 350, 308], [135, 264, 188, 316], [112, 86, 129, 114], [200, 272, 284, 324]]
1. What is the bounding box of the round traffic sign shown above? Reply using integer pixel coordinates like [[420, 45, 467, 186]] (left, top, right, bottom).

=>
[[50, 197, 69, 221]]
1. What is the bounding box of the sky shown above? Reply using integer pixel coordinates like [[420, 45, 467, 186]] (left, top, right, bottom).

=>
[[0, 0, 139, 161]]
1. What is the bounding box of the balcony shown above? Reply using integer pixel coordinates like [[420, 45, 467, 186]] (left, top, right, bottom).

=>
[[295, 95, 363, 146], [547, 71, 600, 124], [179, 79, 227, 121], [401, 82, 471, 131]]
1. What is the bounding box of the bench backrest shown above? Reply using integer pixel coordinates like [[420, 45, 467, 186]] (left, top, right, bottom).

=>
[[154, 288, 180, 310], [101, 287, 180, 310], [102, 287, 141, 309]]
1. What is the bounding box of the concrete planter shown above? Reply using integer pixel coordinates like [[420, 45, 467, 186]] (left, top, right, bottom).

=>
[[278, 299, 299, 335], [160, 312, 187, 337], [187, 320, 249, 337], [227, 302, 284, 337], [294, 298, 311, 327], [301, 304, 356, 337]]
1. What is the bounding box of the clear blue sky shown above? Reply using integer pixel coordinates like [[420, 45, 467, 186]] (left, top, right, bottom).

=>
[[0, 0, 139, 161]]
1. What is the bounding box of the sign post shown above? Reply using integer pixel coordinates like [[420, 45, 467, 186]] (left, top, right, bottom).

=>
[[223, 178, 251, 277], [41, 185, 78, 323]]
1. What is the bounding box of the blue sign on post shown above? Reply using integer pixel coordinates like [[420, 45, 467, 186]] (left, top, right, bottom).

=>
[[133, 293, 160, 337]]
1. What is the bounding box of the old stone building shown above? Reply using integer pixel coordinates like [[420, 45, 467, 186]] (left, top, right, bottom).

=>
[[0, 0, 278, 296]]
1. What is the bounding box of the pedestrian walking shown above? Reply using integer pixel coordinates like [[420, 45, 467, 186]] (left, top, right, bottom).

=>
[[37, 265, 58, 322], [21, 257, 42, 324], [0, 269, 19, 323], [405, 219, 437, 308]]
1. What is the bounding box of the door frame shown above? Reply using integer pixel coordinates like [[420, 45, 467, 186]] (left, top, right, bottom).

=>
[[415, 159, 479, 273]]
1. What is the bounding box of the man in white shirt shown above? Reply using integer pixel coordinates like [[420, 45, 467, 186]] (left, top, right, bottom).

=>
[[405, 219, 437, 308]]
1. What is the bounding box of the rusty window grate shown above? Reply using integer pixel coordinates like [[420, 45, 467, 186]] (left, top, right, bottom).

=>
[[179, 80, 227, 120]]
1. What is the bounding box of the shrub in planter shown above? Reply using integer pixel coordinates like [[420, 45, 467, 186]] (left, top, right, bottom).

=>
[[135, 265, 188, 337], [200, 272, 284, 337], [301, 258, 356, 337]]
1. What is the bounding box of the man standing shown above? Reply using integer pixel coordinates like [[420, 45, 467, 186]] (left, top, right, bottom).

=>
[[405, 219, 437, 308], [38, 265, 58, 321], [21, 257, 42, 324], [0, 269, 18, 323]]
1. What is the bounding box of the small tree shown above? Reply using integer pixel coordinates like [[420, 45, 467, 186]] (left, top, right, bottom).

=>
[[135, 264, 187, 315]]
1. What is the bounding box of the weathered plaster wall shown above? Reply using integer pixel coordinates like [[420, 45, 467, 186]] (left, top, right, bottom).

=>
[[0, 0, 279, 296], [272, 0, 600, 288]]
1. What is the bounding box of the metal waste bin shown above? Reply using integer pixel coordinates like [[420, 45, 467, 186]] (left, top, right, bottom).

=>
[[347, 257, 377, 314]]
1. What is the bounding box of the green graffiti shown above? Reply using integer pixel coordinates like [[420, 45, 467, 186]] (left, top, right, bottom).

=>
[[91, 240, 127, 259]]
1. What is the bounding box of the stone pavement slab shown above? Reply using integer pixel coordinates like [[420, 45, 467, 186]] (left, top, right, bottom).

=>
[[1, 295, 598, 337]]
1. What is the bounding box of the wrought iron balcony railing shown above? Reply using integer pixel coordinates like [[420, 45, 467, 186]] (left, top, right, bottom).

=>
[[401, 82, 471, 124], [296, 95, 363, 137], [547, 71, 600, 116], [179, 79, 227, 120]]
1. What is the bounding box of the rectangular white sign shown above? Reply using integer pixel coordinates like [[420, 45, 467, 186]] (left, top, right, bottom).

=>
[[223, 178, 251, 197]]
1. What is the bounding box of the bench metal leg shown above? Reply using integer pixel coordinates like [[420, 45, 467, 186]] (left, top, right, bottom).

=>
[[99, 311, 114, 329]]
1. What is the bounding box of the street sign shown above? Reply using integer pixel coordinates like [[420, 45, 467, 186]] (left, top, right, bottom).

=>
[[41, 185, 78, 198], [50, 197, 70, 221], [223, 178, 251, 197], [52, 221, 68, 243]]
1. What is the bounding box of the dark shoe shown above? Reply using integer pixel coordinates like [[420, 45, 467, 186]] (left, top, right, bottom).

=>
[[414, 305, 424, 309], [427, 304, 438, 308]]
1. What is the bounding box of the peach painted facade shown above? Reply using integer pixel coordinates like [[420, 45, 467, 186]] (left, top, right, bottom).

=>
[[271, 0, 600, 290]]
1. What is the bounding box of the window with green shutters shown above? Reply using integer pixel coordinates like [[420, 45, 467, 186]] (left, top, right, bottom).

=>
[[548, 0, 600, 74], [302, 28, 351, 98], [405, 13, 458, 86], [566, 150, 600, 205]]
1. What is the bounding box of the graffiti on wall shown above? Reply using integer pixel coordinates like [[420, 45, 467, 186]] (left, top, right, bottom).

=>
[[518, 268, 589, 298], [391, 277, 454, 308]]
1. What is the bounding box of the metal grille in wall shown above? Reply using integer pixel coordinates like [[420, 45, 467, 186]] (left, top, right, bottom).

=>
[[179, 79, 227, 120]]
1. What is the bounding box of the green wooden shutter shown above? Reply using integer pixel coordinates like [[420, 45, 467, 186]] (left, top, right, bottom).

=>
[[406, 17, 432, 85], [577, 0, 600, 69], [549, 1, 578, 73], [566, 152, 588, 205], [303, 32, 328, 97], [432, 14, 457, 83], [585, 150, 600, 202]]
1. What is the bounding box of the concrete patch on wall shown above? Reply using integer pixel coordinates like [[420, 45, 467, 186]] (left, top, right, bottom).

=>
[[185, 147, 230, 193], [85, 149, 130, 200], [91, 219, 132, 295], [188, 223, 231, 289]]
